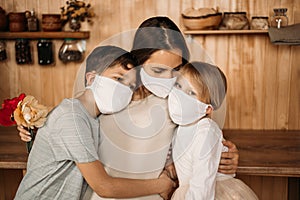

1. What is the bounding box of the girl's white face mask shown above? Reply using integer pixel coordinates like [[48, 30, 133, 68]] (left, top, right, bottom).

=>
[[168, 87, 211, 125], [140, 68, 176, 98], [87, 75, 133, 114]]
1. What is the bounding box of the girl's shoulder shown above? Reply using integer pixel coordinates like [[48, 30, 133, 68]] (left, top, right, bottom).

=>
[[195, 118, 223, 140]]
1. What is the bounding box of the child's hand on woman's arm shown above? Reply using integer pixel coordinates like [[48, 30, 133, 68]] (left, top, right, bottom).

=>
[[164, 163, 177, 180], [159, 170, 177, 200], [218, 140, 239, 174], [17, 125, 32, 142]]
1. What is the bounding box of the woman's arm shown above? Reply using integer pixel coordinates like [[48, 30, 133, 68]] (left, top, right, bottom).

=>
[[218, 140, 239, 174], [76, 160, 176, 199]]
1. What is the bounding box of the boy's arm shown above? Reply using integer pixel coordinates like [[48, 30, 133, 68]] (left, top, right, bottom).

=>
[[76, 160, 175, 199]]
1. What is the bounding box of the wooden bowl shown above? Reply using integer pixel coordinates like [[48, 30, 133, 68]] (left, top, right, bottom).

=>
[[182, 13, 222, 30], [182, 8, 222, 30]]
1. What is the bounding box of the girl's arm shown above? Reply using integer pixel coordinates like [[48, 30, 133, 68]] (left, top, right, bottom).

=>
[[185, 137, 223, 199], [76, 160, 176, 199]]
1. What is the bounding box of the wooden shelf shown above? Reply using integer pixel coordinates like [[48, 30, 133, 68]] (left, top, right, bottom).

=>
[[0, 31, 90, 39], [183, 29, 268, 35]]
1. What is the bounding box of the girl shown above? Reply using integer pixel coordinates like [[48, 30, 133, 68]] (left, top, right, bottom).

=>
[[168, 61, 258, 199], [15, 46, 175, 200]]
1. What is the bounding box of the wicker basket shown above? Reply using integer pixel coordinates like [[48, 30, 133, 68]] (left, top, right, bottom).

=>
[[182, 8, 222, 30]]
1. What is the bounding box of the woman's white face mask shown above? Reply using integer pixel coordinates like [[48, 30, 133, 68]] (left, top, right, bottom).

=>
[[87, 75, 133, 114], [140, 49, 182, 98], [140, 68, 176, 98]]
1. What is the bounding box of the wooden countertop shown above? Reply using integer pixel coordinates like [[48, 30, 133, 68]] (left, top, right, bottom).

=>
[[223, 129, 300, 177], [0, 126, 299, 177]]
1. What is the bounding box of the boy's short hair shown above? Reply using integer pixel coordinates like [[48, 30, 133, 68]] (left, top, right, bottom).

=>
[[85, 46, 136, 83]]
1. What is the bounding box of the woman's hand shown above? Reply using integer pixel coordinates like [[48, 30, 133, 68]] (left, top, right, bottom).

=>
[[17, 125, 31, 142], [158, 170, 177, 200], [218, 140, 239, 174]]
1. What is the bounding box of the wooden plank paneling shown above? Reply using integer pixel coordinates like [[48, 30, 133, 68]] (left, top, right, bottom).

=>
[[0, 0, 299, 127], [0, 1, 299, 200], [289, 46, 300, 129]]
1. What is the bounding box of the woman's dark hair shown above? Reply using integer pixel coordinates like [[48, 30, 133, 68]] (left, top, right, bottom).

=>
[[131, 16, 190, 66], [85, 45, 136, 85], [131, 17, 190, 97]]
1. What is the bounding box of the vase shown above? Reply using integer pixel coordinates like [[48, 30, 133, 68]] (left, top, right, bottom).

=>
[[69, 18, 81, 31]]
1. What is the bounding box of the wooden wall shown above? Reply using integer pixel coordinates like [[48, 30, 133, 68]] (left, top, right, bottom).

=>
[[0, 0, 299, 199], [0, 0, 299, 130]]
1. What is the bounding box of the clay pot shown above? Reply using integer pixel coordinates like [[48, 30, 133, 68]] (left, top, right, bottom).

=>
[[9, 12, 26, 32]]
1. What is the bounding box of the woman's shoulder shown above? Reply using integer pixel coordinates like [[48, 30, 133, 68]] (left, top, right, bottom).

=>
[[130, 94, 167, 107]]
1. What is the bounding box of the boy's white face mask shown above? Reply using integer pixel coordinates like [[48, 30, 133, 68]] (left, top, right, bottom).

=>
[[168, 87, 211, 125], [140, 68, 176, 98], [87, 75, 133, 114]]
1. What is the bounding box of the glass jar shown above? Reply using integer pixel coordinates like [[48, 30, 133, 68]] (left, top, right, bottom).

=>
[[219, 12, 250, 30], [59, 38, 84, 63], [0, 40, 7, 61], [270, 8, 288, 28], [26, 9, 39, 32], [15, 39, 32, 64], [37, 39, 54, 65], [251, 16, 269, 30]]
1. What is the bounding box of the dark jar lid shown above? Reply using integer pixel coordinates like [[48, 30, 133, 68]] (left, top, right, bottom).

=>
[[252, 16, 269, 19], [273, 8, 288, 13], [224, 11, 247, 15]]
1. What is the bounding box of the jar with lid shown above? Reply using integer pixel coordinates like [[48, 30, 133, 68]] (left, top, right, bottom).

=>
[[0, 40, 7, 61], [59, 39, 84, 63], [15, 39, 32, 64], [251, 16, 269, 30], [37, 39, 54, 65], [270, 8, 288, 28]]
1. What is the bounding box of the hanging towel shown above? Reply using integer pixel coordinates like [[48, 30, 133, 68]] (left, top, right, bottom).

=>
[[268, 23, 300, 45]]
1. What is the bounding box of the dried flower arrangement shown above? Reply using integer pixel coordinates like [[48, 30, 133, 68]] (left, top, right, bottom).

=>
[[0, 94, 50, 152], [60, 0, 95, 28]]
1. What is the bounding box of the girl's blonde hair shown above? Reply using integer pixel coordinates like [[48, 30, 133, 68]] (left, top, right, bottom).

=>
[[180, 62, 227, 110]]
